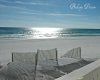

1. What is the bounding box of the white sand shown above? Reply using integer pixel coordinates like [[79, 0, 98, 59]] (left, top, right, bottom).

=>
[[0, 37, 100, 65]]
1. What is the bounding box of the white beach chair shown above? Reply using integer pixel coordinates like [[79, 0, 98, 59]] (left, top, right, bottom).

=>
[[12, 52, 37, 80], [35, 48, 64, 79], [37, 48, 58, 70]]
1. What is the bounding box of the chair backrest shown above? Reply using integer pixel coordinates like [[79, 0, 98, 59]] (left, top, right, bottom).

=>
[[12, 52, 37, 64], [61, 47, 81, 59], [37, 48, 59, 70]]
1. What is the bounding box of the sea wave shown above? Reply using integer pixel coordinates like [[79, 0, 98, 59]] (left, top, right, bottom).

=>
[[0, 27, 100, 39]]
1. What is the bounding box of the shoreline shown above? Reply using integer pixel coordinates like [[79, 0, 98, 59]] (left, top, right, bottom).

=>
[[1, 36, 100, 40]]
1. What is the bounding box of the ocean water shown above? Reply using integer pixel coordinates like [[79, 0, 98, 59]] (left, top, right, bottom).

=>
[[0, 27, 100, 39]]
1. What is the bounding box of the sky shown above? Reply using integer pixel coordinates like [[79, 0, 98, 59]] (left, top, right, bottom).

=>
[[0, 0, 100, 28]]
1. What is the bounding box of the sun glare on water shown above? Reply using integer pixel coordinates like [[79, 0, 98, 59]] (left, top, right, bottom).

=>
[[31, 28, 62, 39]]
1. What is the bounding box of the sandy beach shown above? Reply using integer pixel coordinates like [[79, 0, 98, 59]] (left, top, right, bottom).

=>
[[0, 37, 100, 65]]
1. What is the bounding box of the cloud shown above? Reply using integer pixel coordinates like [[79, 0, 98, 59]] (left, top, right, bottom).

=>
[[0, 3, 7, 7], [15, 1, 51, 6], [0, 3, 40, 13], [48, 13, 85, 16], [0, 0, 85, 17], [0, 0, 86, 17], [0, 0, 53, 6], [0, 0, 55, 13], [19, 11, 85, 17]]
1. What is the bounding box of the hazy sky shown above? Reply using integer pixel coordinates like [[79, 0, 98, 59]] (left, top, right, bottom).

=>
[[0, 0, 100, 28]]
